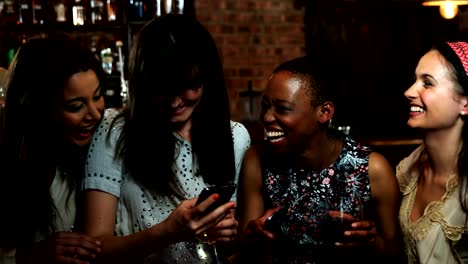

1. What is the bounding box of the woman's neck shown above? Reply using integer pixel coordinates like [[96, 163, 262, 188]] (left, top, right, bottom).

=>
[[422, 127, 461, 177], [174, 120, 192, 142], [297, 132, 343, 170]]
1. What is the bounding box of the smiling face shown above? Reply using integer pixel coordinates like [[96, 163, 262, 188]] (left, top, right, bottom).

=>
[[404, 50, 467, 132], [261, 71, 324, 153], [169, 86, 204, 131], [60, 69, 105, 146]]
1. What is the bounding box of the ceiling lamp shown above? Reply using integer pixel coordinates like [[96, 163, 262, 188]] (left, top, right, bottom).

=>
[[422, 0, 468, 19]]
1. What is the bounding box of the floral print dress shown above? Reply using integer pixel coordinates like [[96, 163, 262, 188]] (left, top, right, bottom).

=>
[[263, 133, 372, 263]]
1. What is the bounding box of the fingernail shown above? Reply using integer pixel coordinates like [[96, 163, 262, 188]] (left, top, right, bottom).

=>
[[212, 194, 219, 200], [335, 242, 342, 246], [230, 201, 236, 207], [344, 231, 351, 236], [96, 240, 102, 245]]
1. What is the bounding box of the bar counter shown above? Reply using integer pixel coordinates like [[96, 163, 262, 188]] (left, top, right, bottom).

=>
[[359, 137, 422, 168]]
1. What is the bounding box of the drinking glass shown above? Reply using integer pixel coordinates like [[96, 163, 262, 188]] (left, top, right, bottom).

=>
[[322, 192, 363, 244]]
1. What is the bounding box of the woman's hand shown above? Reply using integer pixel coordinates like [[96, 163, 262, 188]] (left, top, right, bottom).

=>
[[243, 207, 279, 241], [160, 194, 236, 243], [234, 207, 280, 264], [17, 232, 102, 264], [328, 211, 377, 248], [205, 210, 238, 243]]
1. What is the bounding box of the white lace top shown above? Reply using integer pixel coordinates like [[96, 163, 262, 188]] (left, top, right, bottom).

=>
[[396, 145, 468, 264]]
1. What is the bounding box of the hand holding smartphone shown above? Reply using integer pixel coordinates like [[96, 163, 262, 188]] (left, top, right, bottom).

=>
[[195, 184, 236, 214], [263, 206, 287, 232]]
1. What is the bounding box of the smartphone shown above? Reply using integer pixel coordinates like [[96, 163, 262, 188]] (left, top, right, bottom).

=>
[[195, 184, 237, 214], [264, 207, 287, 232]]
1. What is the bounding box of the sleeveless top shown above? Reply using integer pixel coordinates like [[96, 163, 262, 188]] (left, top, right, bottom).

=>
[[263, 133, 372, 263]]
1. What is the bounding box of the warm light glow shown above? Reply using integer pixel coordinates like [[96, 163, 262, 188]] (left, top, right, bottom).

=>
[[440, 2, 458, 19], [422, 0, 468, 19]]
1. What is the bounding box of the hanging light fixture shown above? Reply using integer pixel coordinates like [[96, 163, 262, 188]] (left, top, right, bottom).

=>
[[422, 0, 468, 19]]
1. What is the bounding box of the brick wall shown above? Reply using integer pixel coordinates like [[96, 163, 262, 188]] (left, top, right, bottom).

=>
[[195, 0, 305, 121]]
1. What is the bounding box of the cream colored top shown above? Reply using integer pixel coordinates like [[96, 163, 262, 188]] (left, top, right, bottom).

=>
[[396, 145, 468, 264]]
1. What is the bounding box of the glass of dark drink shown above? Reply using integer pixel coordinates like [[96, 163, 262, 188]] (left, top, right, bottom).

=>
[[322, 216, 355, 243], [321, 193, 362, 244]]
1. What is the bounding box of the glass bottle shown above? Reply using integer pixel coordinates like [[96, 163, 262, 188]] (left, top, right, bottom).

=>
[[72, 0, 86, 26], [129, 0, 146, 20], [174, 0, 184, 14], [53, 0, 68, 23], [100, 47, 114, 75], [90, 0, 104, 24], [155, 0, 161, 17], [106, 0, 117, 22], [1, 0, 17, 24], [31, 0, 44, 24], [17, 0, 32, 25]]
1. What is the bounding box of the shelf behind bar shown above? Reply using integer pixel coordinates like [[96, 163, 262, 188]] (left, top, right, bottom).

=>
[[360, 138, 423, 147]]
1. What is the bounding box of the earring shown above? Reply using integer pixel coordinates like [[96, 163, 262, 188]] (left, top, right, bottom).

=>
[[461, 111, 466, 116]]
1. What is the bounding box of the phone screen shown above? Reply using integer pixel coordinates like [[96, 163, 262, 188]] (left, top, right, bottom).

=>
[[195, 184, 236, 214]]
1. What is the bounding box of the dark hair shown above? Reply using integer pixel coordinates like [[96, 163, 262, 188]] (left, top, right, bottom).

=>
[[433, 42, 468, 215], [115, 14, 235, 197], [0, 33, 105, 247], [273, 56, 337, 107]]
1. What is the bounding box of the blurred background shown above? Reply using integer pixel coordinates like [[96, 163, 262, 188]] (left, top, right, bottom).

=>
[[1, 0, 466, 153]]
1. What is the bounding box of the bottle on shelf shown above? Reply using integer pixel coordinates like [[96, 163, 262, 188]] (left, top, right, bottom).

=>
[[17, 0, 32, 25], [100, 47, 114, 75], [115, 40, 128, 107], [135, 1, 145, 19], [72, 0, 86, 26], [155, 0, 161, 16], [90, 0, 105, 24], [163, 0, 171, 15], [174, 0, 184, 14], [106, 0, 118, 23], [31, 0, 44, 24], [155, 0, 184, 17], [1, 0, 17, 24], [128, 0, 148, 20], [52, 0, 68, 23]]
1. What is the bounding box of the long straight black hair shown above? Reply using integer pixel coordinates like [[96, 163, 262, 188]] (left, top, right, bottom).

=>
[[114, 14, 235, 198]]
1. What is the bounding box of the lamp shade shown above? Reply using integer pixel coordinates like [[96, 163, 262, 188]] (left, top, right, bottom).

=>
[[422, 0, 468, 19], [440, 1, 458, 19]]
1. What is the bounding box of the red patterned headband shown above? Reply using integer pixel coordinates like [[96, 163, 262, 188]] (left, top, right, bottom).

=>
[[447, 41, 468, 76]]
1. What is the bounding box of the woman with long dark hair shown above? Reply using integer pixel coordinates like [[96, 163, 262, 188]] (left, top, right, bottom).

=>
[[398, 41, 468, 263], [81, 14, 250, 263], [0, 33, 104, 263]]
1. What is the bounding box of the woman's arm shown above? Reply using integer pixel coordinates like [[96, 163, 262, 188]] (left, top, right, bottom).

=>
[[82, 189, 235, 263], [237, 146, 265, 236], [82, 190, 165, 263], [14, 232, 102, 264], [366, 152, 404, 257]]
